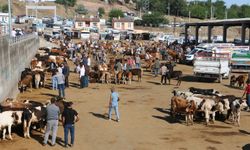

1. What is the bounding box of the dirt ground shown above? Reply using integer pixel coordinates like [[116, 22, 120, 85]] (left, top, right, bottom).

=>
[[1, 44, 250, 150]]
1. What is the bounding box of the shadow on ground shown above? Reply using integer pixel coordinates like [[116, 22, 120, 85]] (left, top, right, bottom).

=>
[[89, 112, 108, 120]]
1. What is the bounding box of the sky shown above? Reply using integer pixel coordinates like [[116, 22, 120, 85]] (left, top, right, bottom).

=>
[[224, 0, 250, 7]]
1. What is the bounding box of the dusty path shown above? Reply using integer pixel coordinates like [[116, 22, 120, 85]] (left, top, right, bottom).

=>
[[1, 40, 250, 150]]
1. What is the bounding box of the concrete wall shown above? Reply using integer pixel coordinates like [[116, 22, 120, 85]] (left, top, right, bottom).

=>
[[0, 34, 39, 102]]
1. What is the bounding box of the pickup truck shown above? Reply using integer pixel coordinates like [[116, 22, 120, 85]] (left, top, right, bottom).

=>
[[193, 53, 230, 83]]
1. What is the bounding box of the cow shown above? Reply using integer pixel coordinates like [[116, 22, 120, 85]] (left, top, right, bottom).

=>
[[167, 70, 182, 86], [227, 99, 248, 126], [235, 74, 248, 88], [170, 96, 196, 126], [22, 100, 46, 138], [230, 75, 237, 87], [0, 111, 20, 140], [130, 68, 143, 82], [189, 87, 219, 95], [18, 75, 33, 92], [200, 98, 229, 125]]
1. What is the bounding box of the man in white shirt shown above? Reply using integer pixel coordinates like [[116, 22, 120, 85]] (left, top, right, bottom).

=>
[[11, 29, 16, 37], [160, 64, 168, 85], [79, 63, 85, 88], [87, 56, 91, 67]]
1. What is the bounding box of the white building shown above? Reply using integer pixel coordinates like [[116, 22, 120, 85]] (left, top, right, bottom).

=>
[[0, 13, 9, 35]]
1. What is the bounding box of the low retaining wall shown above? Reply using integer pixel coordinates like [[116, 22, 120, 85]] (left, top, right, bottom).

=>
[[0, 34, 39, 102]]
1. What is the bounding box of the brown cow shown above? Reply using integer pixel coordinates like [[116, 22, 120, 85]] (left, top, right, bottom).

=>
[[236, 74, 248, 88], [18, 75, 33, 92], [171, 96, 196, 126]]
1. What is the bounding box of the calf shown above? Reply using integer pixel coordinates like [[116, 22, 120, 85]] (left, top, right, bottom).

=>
[[0, 111, 20, 140], [18, 75, 33, 92], [236, 75, 248, 88], [200, 98, 229, 125], [228, 99, 248, 126], [171, 96, 196, 126], [130, 68, 143, 82], [22, 100, 46, 138], [189, 87, 219, 95]]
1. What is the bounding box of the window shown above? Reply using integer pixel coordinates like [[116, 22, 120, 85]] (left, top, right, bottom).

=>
[[78, 22, 83, 27], [128, 23, 131, 28], [116, 22, 120, 28]]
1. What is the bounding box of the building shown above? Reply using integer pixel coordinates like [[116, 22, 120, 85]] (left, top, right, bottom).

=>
[[74, 17, 100, 30], [0, 13, 9, 35], [112, 17, 134, 31]]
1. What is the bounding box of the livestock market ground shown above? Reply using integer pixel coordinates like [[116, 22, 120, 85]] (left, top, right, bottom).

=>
[[1, 43, 250, 150]]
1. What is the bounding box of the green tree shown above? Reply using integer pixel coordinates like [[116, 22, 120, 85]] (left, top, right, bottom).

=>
[[98, 7, 105, 18], [239, 5, 250, 18], [214, 0, 226, 19], [228, 4, 240, 18], [108, 8, 124, 21], [1, 4, 8, 13], [56, 0, 76, 13], [142, 12, 168, 27], [75, 4, 88, 15]]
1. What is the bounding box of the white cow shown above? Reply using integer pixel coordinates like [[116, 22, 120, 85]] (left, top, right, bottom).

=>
[[0, 111, 21, 140]]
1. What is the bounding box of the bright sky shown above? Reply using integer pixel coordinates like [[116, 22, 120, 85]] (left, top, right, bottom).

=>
[[224, 0, 250, 7]]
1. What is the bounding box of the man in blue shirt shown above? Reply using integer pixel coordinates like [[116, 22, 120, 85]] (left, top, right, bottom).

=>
[[108, 87, 120, 122]]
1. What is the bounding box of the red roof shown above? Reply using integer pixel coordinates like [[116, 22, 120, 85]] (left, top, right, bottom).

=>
[[112, 18, 133, 23], [75, 18, 100, 22]]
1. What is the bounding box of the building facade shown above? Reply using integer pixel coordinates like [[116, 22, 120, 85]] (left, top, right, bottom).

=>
[[74, 18, 100, 30], [0, 13, 9, 35], [112, 18, 134, 31]]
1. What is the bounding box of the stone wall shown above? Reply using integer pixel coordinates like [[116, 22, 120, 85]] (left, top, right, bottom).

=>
[[0, 34, 39, 102]]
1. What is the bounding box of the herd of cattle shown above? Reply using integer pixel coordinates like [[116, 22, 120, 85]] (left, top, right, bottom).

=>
[[0, 98, 68, 140], [18, 46, 69, 93], [171, 87, 248, 126]]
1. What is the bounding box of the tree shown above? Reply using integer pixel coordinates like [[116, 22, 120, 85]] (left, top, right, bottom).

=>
[[75, 4, 88, 15], [98, 7, 105, 18], [142, 12, 168, 27], [108, 9, 124, 22], [0, 4, 8, 13], [56, 0, 76, 13], [228, 4, 240, 18], [55, 0, 76, 7], [214, 0, 226, 19]]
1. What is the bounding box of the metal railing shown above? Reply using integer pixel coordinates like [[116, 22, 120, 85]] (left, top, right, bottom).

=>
[[9, 33, 38, 45]]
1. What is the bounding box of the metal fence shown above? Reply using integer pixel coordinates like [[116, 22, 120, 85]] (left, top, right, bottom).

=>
[[0, 34, 39, 102]]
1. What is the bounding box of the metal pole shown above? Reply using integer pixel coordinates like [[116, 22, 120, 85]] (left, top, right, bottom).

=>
[[168, 1, 170, 16], [8, 0, 12, 38], [189, 11, 191, 23]]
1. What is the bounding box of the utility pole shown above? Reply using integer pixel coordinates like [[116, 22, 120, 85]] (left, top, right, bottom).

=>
[[210, 0, 213, 20], [225, 9, 228, 19], [168, 1, 170, 16], [8, 0, 12, 38], [189, 11, 191, 23]]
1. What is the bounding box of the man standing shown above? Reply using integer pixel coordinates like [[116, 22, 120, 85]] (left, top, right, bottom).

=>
[[160, 64, 168, 85], [56, 70, 65, 98], [43, 98, 60, 146], [135, 55, 141, 68], [108, 87, 120, 122], [79, 63, 85, 88], [62, 102, 79, 148], [154, 58, 160, 77], [63, 62, 70, 88]]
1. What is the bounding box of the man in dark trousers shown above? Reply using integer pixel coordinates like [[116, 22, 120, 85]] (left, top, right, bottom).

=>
[[62, 102, 79, 148], [62, 62, 70, 88]]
